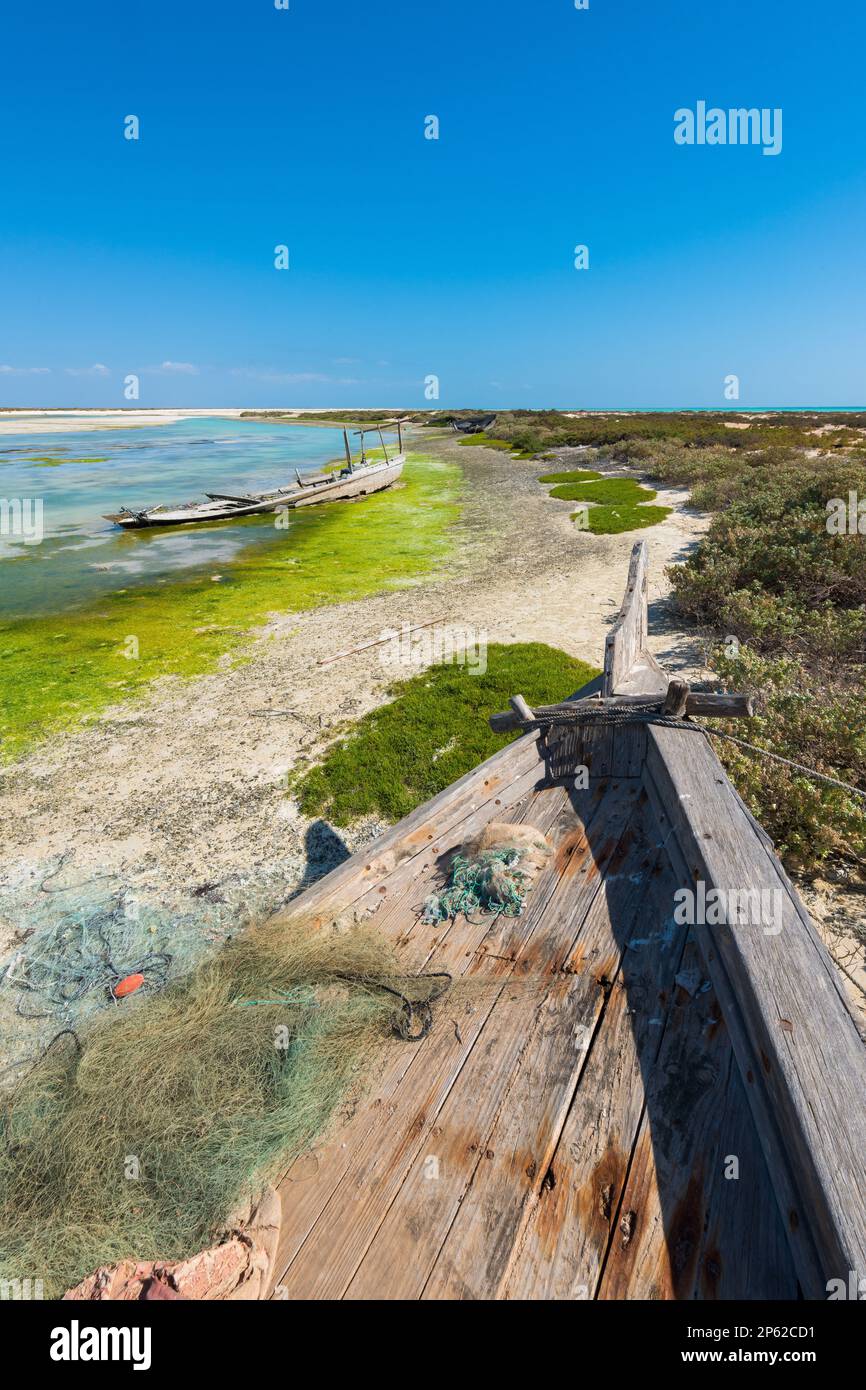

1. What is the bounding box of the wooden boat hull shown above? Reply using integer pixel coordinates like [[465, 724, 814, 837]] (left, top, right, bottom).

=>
[[289, 458, 403, 508], [103, 458, 404, 529], [259, 541, 866, 1301]]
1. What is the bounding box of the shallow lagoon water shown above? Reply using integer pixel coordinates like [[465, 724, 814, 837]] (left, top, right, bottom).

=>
[[0, 436, 462, 760], [0, 417, 349, 619]]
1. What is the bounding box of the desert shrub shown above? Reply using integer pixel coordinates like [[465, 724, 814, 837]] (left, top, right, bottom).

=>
[[457, 434, 513, 450], [669, 504, 866, 664], [707, 647, 866, 869]]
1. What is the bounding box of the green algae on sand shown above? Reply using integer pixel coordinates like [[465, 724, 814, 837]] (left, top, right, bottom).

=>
[[575, 502, 672, 534], [458, 434, 513, 451], [537, 468, 602, 484], [0, 453, 461, 761], [294, 644, 599, 825], [547, 477, 658, 505], [540, 472, 671, 535]]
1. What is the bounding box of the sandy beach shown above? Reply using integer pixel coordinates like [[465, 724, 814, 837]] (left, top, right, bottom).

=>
[[0, 408, 400, 435], [0, 409, 246, 435]]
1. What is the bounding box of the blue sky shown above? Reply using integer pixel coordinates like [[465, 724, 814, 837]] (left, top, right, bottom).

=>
[[1, 0, 865, 408]]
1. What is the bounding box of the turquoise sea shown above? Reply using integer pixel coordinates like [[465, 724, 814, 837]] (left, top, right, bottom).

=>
[[0, 417, 348, 620]]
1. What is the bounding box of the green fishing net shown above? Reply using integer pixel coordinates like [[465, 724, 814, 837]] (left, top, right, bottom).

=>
[[422, 848, 530, 924], [0, 886, 224, 1087], [0, 915, 448, 1298]]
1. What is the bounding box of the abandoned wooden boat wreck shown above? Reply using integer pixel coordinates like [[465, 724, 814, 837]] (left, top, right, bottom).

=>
[[451, 413, 497, 435], [103, 421, 406, 529], [265, 541, 866, 1301]]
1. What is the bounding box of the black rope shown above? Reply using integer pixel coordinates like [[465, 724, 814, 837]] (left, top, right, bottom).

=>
[[336, 971, 453, 1042], [516, 698, 701, 735], [515, 698, 866, 801]]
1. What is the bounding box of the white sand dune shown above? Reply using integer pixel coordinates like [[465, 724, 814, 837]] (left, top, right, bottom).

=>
[[0, 408, 405, 436], [0, 409, 243, 435]]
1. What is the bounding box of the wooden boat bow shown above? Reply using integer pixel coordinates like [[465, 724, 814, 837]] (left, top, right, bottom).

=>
[[262, 540, 866, 1300]]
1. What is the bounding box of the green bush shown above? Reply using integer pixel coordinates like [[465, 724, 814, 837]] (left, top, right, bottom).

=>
[[669, 505, 866, 664], [650, 431, 866, 872]]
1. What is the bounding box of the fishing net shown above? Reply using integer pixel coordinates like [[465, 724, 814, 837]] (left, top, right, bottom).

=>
[[422, 849, 531, 924], [0, 883, 225, 1087], [0, 916, 449, 1298], [421, 823, 554, 925]]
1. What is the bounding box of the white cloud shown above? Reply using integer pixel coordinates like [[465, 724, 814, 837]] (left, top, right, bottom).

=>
[[0, 365, 51, 374], [64, 363, 111, 377], [156, 360, 199, 375]]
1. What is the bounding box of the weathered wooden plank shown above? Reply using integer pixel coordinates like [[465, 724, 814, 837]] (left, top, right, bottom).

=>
[[272, 781, 642, 1298], [602, 540, 669, 700], [690, 1044, 800, 1301], [344, 975, 556, 1301], [343, 783, 646, 1300], [272, 729, 546, 928], [645, 724, 866, 1298], [272, 790, 579, 1299], [612, 651, 668, 697], [492, 780, 644, 978], [501, 837, 688, 1300], [534, 722, 643, 787], [604, 722, 646, 780], [416, 799, 664, 1300], [603, 541, 649, 696], [269, 784, 571, 1282], [642, 765, 822, 1287], [597, 938, 797, 1300], [268, 783, 596, 1295], [624, 721, 647, 779], [581, 721, 614, 780], [489, 691, 755, 733], [643, 767, 838, 1297], [538, 723, 583, 785]]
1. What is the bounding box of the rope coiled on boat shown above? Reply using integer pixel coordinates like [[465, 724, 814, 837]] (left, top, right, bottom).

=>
[[512, 698, 700, 734], [421, 851, 530, 927], [512, 699, 866, 800]]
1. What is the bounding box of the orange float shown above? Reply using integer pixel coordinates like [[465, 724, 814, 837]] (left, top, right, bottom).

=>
[[112, 973, 145, 999]]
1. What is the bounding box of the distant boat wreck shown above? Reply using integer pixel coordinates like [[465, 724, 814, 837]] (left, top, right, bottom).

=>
[[451, 414, 497, 435], [103, 421, 407, 529]]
